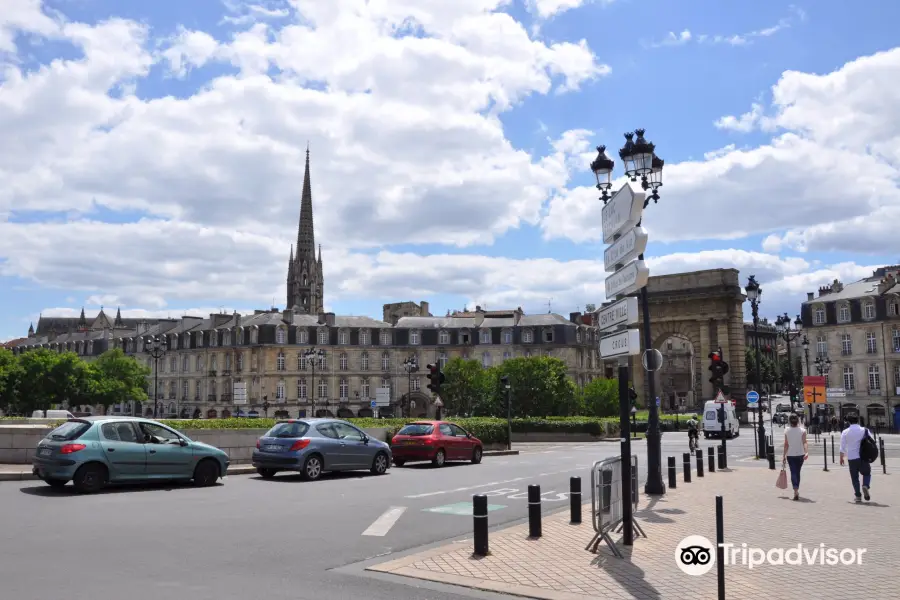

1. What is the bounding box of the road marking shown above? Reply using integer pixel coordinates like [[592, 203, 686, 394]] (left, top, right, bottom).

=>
[[423, 502, 507, 516], [403, 466, 588, 499], [362, 506, 406, 537]]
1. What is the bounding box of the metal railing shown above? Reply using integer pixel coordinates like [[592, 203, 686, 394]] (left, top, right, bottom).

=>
[[586, 454, 646, 558]]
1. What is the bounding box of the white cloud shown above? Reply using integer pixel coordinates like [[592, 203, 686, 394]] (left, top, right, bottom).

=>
[[526, 0, 615, 21], [649, 9, 801, 49], [714, 103, 774, 132], [651, 30, 692, 48]]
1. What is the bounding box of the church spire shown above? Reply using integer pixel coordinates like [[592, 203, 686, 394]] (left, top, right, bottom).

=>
[[286, 145, 324, 314], [296, 144, 315, 255], [78, 307, 86, 327], [114, 306, 124, 327], [28, 322, 34, 337]]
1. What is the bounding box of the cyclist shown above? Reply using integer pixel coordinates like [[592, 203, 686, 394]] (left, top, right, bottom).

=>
[[687, 415, 699, 450]]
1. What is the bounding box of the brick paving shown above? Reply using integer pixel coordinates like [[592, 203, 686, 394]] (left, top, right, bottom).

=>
[[369, 460, 899, 599]]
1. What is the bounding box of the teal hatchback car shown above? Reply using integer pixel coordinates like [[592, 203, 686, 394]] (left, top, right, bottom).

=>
[[32, 416, 230, 493]]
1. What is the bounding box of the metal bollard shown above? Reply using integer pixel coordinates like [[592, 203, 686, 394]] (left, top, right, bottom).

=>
[[880, 438, 887, 474], [696, 448, 704, 477], [823, 437, 829, 472], [717, 444, 726, 470], [708, 445, 716, 473], [682, 452, 692, 483], [473, 494, 489, 557], [527, 484, 542, 538], [831, 436, 835, 463], [767, 443, 776, 470], [569, 477, 582, 524], [716, 495, 725, 600], [668, 456, 677, 489]]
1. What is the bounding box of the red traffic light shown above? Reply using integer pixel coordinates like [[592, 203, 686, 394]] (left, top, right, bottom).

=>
[[427, 363, 438, 374]]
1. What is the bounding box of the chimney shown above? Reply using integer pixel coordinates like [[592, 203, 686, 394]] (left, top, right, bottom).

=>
[[325, 312, 335, 327], [318, 312, 326, 325], [283, 308, 294, 324], [420, 301, 430, 316], [475, 305, 484, 313], [569, 311, 581, 324]]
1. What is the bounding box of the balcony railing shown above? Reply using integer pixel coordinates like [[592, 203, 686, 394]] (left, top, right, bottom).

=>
[[207, 394, 217, 402], [193, 395, 200, 401], [221, 393, 232, 402], [841, 349, 852, 356], [168, 394, 176, 400], [867, 348, 878, 354], [222, 369, 232, 376], [208, 370, 217, 377], [235, 366, 243, 373], [868, 389, 882, 395]]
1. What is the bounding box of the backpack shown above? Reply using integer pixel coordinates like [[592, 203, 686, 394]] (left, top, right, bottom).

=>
[[859, 429, 879, 463]]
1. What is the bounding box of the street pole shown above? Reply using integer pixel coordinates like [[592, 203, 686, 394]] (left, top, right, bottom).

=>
[[154, 354, 159, 418], [786, 338, 795, 413], [618, 363, 634, 545], [804, 341, 812, 430], [641, 284, 665, 495], [746, 278, 765, 460], [505, 380, 512, 450], [311, 358, 317, 418]]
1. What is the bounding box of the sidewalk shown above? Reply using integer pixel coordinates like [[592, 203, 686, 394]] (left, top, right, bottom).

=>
[[369, 461, 899, 599]]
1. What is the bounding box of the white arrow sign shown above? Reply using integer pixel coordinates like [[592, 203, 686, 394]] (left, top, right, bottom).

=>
[[604, 226, 648, 272], [605, 260, 649, 299], [597, 297, 638, 332], [601, 185, 646, 244], [599, 328, 641, 358]]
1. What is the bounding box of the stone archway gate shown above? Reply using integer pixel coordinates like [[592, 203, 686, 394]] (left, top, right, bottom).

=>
[[629, 268, 747, 408]]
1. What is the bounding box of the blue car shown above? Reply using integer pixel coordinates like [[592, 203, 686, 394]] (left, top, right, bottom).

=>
[[32, 416, 231, 493], [252, 418, 391, 480]]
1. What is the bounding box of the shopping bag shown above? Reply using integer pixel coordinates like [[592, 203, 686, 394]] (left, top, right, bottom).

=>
[[775, 467, 788, 489]]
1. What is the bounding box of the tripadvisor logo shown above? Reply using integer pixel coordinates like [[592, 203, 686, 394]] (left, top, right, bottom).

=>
[[676, 536, 867, 575]]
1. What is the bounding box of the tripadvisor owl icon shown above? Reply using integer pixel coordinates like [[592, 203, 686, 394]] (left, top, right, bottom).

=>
[[676, 535, 716, 576]]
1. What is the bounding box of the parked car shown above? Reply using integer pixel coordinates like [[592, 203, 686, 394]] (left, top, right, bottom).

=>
[[31, 409, 76, 419], [252, 418, 391, 480], [31, 416, 230, 493], [390, 420, 483, 467]]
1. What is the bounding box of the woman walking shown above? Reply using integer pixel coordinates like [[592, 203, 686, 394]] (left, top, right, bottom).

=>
[[782, 414, 809, 500]]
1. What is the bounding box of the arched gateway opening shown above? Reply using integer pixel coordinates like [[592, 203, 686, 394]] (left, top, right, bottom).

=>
[[627, 269, 748, 409]]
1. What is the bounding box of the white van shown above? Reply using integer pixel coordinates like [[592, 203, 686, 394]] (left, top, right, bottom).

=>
[[702, 400, 740, 439], [31, 409, 76, 420]]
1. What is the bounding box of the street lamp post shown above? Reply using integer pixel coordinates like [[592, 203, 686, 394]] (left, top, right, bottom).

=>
[[815, 355, 833, 423], [802, 335, 813, 428], [501, 376, 512, 450], [745, 275, 766, 460], [303, 348, 326, 417], [145, 336, 168, 418], [775, 314, 804, 414], [403, 356, 418, 418]]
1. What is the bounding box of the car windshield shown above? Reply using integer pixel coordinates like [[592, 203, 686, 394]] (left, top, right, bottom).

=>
[[46, 421, 91, 441], [264, 421, 310, 438], [705, 411, 716, 420], [397, 424, 434, 436]]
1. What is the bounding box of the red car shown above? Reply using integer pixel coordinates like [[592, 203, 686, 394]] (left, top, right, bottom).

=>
[[390, 421, 483, 467]]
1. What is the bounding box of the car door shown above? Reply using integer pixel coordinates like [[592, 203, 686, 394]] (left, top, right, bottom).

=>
[[438, 424, 458, 459], [332, 423, 372, 469], [449, 424, 474, 459], [314, 422, 345, 470], [99, 422, 147, 480], [139, 422, 195, 478]]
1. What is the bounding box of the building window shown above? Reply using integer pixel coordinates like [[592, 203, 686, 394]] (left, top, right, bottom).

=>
[[412, 377, 420, 391], [503, 351, 511, 361], [460, 330, 470, 344], [170, 336, 178, 351], [380, 330, 391, 345], [410, 329, 420, 345], [814, 308, 825, 325], [196, 333, 203, 348], [864, 302, 875, 320], [339, 378, 348, 399], [839, 304, 850, 322], [522, 329, 533, 343], [893, 328, 900, 352], [843, 366, 855, 391], [338, 330, 348, 345], [237, 328, 245, 345], [223, 330, 231, 345], [360, 352, 369, 371], [298, 354, 306, 371], [297, 378, 307, 399], [182, 380, 189, 399], [439, 330, 450, 344], [868, 365, 881, 390], [502, 329, 512, 344], [182, 356, 189, 372], [250, 328, 258, 344], [890, 302, 899, 317], [381, 352, 390, 371], [439, 351, 448, 369], [359, 329, 370, 345], [211, 356, 217, 371], [317, 379, 327, 399], [276, 327, 286, 344], [339, 352, 348, 370], [894, 364, 900, 389], [319, 354, 327, 370], [576, 330, 582, 343], [276, 380, 285, 400], [480, 330, 491, 344], [361, 378, 370, 398], [543, 329, 554, 343], [298, 329, 308, 344], [276, 352, 285, 371], [482, 352, 492, 367], [317, 329, 328, 345], [195, 355, 203, 371], [866, 332, 877, 354], [841, 334, 852, 355], [816, 335, 827, 357], [224, 354, 232, 370], [380, 377, 390, 392], [210, 333, 217, 347], [169, 357, 177, 371]]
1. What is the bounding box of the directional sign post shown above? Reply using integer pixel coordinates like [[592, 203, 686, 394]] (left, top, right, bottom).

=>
[[597, 297, 639, 332], [746, 390, 760, 406], [601, 185, 646, 244], [598, 328, 642, 359], [604, 226, 648, 272], [605, 260, 650, 299]]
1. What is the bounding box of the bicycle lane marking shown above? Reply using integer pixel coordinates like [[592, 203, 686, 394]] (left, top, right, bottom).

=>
[[403, 464, 592, 499]]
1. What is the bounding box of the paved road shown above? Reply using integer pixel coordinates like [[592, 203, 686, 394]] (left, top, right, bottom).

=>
[[0, 429, 876, 600]]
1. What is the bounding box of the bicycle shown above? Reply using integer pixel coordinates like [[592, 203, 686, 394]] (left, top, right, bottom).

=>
[[688, 430, 698, 452]]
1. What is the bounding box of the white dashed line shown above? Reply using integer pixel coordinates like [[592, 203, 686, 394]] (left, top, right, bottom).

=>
[[362, 506, 407, 536]]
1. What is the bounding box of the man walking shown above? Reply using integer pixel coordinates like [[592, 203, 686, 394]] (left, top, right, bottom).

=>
[[839, 414, 873, 503]]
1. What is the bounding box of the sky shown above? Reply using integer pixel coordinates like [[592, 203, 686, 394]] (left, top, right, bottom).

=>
[[2, 0, 899, 341]]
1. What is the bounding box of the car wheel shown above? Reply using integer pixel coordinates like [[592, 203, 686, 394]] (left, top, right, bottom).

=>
[[371, 452, 389, 475], [192, 459, 220, 487], [432, 449, 446, 468], [257, 468, 277, 479], [393, 459, 405, 467], [43, 477, 67, 489], [302, 454, 323, 481], [471, 446, 483, 464], [72, 464, 107, 494]]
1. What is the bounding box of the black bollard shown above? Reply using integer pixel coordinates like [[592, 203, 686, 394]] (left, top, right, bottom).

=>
[[767, 442, 776, 470], [717, 444, 726, 470], [880, 438, 887, 475], [696, 448, 704, 477], [473, 494, 489, 557], [569, 477, 582, 524], [716, 495, 725, 600], [527, 484, 542, 538], [682, 452, 692, 483], [668, 456, 677, 489], [823, 437, 829, 472], [831, 436, 835, 463], [708, 445, 716, 473]]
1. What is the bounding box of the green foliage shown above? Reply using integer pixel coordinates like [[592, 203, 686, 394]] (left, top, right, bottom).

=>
[[745, 348, 778, 389], [440, 358, 492, 416], [91, 349, 151, 410], [580, 378, 618, 417]]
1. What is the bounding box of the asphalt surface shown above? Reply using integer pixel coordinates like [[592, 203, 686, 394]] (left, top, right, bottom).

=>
[[0, 429, 830, 600]]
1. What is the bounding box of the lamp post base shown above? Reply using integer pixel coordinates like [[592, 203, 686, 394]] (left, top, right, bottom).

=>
[[644, 429, 666, 495]]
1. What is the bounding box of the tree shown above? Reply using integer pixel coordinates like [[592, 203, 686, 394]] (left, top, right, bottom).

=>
[[745, 348, 777, 391], [0, 348, 22, 414], [440, 358, 491, 416], [491, 356, 576, 417], [584, 303, 596, 313], [91, 349, 151, 412], [581, 378, 618, 417]]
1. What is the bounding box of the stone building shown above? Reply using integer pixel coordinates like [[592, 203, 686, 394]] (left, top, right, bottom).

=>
[[800, 268, 900, 428], [10, 149, 605, 418]]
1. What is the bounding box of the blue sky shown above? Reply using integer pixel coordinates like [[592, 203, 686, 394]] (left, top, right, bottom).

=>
[[2, 0, 899, 341]]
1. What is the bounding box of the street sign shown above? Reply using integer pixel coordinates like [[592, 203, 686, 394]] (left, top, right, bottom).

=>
[[597, 297, 639, 332], [604, 226, 648, 272], [826, 387, 846, 398], [370, 400, 377, 408], [804, 386, 827, 404], [601, 185, 645, 244], [746, 390, 760, 405], [605, 260, 649, 299], [233, 382, 248, 405], [641, 348, 663, 372], [375, 387, 391, 406], [803, 376, 826, 387], [599, 328, 641, 358], [655, 397, 660, 407], [714, 390, 728, 403]]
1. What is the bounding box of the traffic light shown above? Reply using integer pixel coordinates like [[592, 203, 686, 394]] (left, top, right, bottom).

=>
[[708, 351, 729, 390], [426, 363, 445, 396], [628, 387, 638, 406]]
